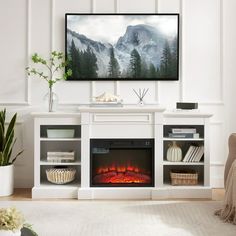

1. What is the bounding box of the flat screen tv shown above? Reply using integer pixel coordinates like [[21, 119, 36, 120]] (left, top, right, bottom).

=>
[[65, 13, 179, 81]]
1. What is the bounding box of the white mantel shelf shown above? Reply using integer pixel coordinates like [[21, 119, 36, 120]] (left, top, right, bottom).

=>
[[78, 105, 166, 113], [164, 110, 212, 118], [31, 112, 81, 118]]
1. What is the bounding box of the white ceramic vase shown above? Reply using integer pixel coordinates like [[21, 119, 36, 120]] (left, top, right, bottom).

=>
[[0, 165, 14, 196], [0, 230, 20, 236], [167, 141, 182, 162]]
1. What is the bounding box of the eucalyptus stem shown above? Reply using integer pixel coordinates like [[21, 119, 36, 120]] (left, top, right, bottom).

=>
[[26, 51, 72, 112]]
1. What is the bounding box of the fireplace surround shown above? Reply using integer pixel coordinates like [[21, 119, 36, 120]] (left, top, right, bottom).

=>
[[90, 139, 154, 187], [31, 107, 212, 199]]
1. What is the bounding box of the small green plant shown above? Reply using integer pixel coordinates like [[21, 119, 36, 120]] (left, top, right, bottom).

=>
[[0, 109, 23, 166], [0, 207, 38, 235], [26, 51, 72, 112], [26, 51, 72, 89]]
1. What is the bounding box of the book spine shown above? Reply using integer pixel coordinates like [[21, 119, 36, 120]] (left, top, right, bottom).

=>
[[183, 146, 193, 162], [169, 133, 194, 138], [196, 146, 204, 162], [172, 128, 197, 134], [186, 146, 197, 162], [190, 146, 200, 162], [47, 151, 75, 156], [47, 157, 75, 161]]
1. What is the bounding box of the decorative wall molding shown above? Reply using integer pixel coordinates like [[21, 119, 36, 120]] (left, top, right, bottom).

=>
[[154, 0, 160, 104], [91, 0, 95, 13], [44, 0, 224, 109], [181, 0, 223, 105], [155, 0, 158, 13], [115, 81, 120, 96], [0, 0, 31, 106], [115, 0, 119, 12], [219, 0, 224, 102], [50, 0, 55, 52], [179, 0, 183, 102]]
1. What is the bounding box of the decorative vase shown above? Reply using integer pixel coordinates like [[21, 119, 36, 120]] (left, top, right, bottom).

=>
[[0, 164, 14, 196], [43, 87, 58, 112], [167, 141, 182, 162], [0, 230, 21, 236]]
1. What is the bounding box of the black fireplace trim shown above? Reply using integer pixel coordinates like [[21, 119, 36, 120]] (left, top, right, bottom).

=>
[[90, 139, 155, 187]]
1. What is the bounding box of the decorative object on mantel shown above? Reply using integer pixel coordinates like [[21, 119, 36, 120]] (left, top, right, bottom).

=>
[[133, 88, 149, 106], [26, 51, 72, 112], [0, 109, 23, 197], [166, 141, 182, 162], [46, 166, 76, 184], [91, 92, 123, 107], [176, 102, 198, 110], [0, 207, 38, 236]]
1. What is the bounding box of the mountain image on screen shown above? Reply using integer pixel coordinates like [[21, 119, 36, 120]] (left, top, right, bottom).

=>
[[66, 15, 178, 80]]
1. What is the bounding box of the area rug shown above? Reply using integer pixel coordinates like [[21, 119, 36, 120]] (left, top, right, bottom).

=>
[[0, 200, 235, 236]]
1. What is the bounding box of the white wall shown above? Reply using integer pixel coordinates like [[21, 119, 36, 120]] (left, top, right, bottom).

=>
[[0, 0, 234, 188]]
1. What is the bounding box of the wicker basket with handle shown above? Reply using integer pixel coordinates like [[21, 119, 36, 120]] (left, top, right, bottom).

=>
[[170, 169, 198, 185]]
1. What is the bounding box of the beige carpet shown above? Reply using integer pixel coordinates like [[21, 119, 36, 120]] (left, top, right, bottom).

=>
[[0, 201, 235, 236]]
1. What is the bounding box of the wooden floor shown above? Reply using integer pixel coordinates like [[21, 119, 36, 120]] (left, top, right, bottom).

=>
[[0, 188, 225, 201]]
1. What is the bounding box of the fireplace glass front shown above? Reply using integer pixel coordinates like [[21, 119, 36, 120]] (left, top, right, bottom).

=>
[[90, 139, 154, 187]]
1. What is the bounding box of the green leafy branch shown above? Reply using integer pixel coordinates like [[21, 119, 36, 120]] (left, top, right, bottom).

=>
[[26, 51, 72, 89]]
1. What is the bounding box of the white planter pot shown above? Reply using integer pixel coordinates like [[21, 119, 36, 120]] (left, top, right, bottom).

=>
[[0, 230, 20, 236], [0, 165, 14, 196]]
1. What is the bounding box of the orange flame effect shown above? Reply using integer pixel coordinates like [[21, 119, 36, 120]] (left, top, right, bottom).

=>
[[94, 165, 151, 184]]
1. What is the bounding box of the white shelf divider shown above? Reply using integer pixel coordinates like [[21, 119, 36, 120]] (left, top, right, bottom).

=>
[[40, 138, 81, 141], [40, 161, 81, 166], [163, 161, 204, 165], [163, 138, 204, 141]]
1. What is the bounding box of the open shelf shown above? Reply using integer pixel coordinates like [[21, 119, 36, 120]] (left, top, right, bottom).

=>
[[163, 161, 204, 165], [40, 161, 81, 166], [163, 138, 204, 141], [40, 138, 81, 141]]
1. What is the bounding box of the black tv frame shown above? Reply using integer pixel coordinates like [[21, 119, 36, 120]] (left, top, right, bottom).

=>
[[65, 13, 179, 81]]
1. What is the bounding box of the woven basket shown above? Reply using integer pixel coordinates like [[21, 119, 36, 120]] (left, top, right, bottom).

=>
[[170, 170, 198, 186], [46, 166, 76, 184]]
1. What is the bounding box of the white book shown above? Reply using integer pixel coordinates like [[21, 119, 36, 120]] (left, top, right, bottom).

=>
[[195, 146, 204, 162], [47, 151, 75, 156], [183, 146, 195, 162], [190, 146, 200, 162], [47, 156, 75, 160], [47, 157, 75, 162], [188, 146, 198, 162], [172, 128, 197, 134]]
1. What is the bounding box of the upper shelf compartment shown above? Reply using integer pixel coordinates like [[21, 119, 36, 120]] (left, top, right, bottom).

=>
[[40, 125, 81, 139], [163, 125, 204, 139]]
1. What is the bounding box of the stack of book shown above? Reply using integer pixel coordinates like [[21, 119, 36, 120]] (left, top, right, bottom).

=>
[[168, 128, 200, 139], [47, 151, 75, 163], [182, 145, 204, 162]]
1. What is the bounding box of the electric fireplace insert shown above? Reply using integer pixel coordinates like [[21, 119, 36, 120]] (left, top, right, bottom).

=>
[[90, 139, 154, 187]]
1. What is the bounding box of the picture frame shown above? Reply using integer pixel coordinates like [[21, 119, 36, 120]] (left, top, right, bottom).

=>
[[65, 13, 179, 81]]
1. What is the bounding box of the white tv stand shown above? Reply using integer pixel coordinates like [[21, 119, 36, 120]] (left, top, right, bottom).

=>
[[32, 107, 212, 199]]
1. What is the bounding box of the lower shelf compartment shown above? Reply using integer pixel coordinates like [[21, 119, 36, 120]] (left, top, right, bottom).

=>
[[163, 165, 204, 186]]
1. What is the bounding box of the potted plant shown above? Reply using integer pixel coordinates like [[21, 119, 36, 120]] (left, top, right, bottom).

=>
[[0, 207, 37, 236], [0, 109, 23, 197], [26, 51, 72, 112]]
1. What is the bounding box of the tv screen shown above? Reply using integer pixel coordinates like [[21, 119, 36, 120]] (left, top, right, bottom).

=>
[[65, 13, 179, 81]]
